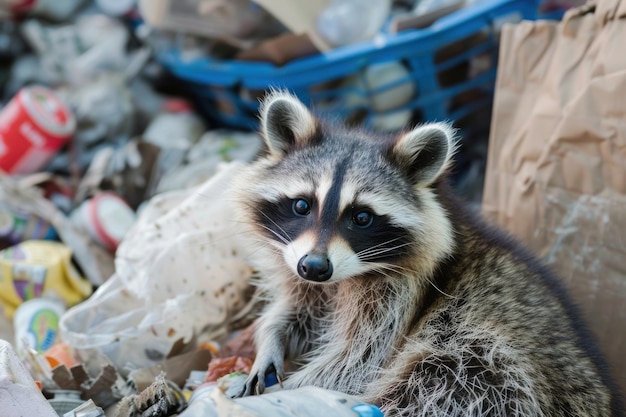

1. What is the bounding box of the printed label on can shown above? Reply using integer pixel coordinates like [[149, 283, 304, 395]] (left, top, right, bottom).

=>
[[27, 308, 59, 353], [0, 204, 58, 244], [0, 87, 74, 175], [1, 244, 27, 261], [12, 264, 47, 301]]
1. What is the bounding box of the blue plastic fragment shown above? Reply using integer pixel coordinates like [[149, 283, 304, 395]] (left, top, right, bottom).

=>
[[352, 403, 385, 417], [264, 373, 278, 388]]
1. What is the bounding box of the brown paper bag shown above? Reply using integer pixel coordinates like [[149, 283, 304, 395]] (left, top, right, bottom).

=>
[[482, 0, 626, 397]]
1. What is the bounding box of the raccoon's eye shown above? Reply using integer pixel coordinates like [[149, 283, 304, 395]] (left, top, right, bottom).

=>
[[353, 210, 374, 228], [292, 198, 311, 216]]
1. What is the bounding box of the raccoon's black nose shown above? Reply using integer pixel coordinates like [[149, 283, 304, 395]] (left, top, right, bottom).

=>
[[297, 254, 333, 282]]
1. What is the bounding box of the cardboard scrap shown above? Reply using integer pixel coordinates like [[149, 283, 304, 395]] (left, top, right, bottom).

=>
[[114, 373, 185, 417], [482, 0, 626, 400], [250, 0, 332, 51], [127, 348, 213, 392], [51, 363, 124, 408]]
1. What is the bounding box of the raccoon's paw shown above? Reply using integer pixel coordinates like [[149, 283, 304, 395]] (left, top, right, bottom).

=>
[[239, 355, 285, 396]]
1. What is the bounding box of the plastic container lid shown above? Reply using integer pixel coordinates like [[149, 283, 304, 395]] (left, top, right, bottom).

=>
[[87, 192, 136, 252]]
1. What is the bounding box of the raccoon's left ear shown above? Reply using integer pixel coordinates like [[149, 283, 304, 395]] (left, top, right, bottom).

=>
[[259, 90, 317, 156], [389, 123, 456, 187]]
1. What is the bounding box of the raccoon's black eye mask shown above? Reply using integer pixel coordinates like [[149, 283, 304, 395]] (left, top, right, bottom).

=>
[[291, 197, 374, 229]]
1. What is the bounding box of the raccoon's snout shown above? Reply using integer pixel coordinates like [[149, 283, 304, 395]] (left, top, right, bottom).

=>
[[297, 253, 333, 282]]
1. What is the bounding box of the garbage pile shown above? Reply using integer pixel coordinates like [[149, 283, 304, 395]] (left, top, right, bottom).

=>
[[0, 1, 399, 416], [0, 0, 578, 415]]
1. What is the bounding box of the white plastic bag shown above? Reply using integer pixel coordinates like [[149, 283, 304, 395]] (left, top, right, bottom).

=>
[[60, 162, 255, 373], [180, 379, 384, 417], [0, 339, 58, 417]]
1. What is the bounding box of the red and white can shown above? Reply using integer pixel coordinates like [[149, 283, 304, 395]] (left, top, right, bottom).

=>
[[0, 86, 76, 175]]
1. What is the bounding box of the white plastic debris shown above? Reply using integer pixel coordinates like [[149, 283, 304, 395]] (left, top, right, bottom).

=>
[[180, 376, 384, 417], [64, 399, 106, 417], [60, 161, 256, 373], [0, 339, 58, 417]]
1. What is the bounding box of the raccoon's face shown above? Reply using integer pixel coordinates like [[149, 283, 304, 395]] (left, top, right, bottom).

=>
[[236, 92, 455, 284]]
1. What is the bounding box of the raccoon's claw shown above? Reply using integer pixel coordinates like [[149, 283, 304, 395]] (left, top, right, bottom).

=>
[[239, 361, 284, 397], [238, 372, 262, 397]]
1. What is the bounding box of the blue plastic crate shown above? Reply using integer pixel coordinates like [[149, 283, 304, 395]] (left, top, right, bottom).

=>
[[160, 0, 543, 131]]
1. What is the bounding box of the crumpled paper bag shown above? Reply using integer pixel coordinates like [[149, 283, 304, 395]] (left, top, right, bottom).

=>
[[482, 0, 626, 397], [60, 161, 257, 374]]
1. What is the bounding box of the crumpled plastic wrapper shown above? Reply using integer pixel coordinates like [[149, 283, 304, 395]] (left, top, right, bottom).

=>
[[20, 15, 130, 86], [75, 139, 161, 210], [60, 161, 257, 374], [62, 73, 135, 146], [155, 130, 262, 194], [0, 241, 92, 318], [0, 174, 114, 287]]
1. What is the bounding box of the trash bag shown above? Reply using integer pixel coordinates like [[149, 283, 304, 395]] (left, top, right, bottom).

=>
[[60, 162, 256, 374]]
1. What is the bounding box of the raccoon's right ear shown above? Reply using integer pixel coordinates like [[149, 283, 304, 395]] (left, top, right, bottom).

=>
[[389, 123, 457, 187], [259, 91, 317, 156]]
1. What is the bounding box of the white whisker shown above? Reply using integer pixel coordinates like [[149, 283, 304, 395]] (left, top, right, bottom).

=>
[[358, 241, 414, 260]]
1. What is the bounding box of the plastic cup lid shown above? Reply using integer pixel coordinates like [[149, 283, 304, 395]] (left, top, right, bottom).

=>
[[88, 192, 136, 250]]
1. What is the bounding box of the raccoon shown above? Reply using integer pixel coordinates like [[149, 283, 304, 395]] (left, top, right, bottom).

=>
[[232, 91, 623, 417]]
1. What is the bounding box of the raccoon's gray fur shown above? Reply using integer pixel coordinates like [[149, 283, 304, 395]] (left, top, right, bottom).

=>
[[232, 91, 623, 417]]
